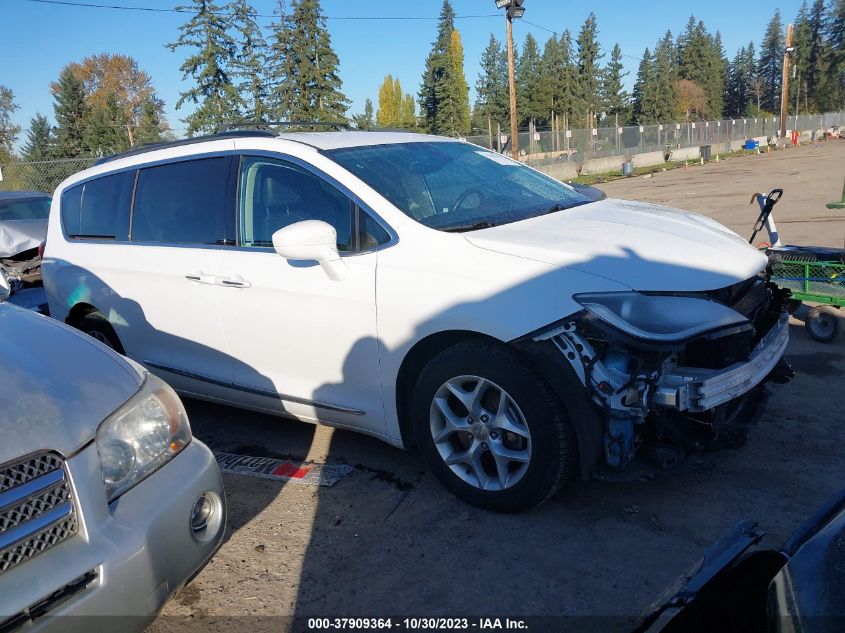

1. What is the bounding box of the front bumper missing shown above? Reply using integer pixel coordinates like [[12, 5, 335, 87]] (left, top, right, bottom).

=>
[[654, 312, 789, 413]]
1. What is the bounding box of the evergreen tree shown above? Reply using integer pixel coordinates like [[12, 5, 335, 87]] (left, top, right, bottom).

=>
[[351, 98, 375, 130], [84, 91, 130, 154], [51, 68, 88, 157], [418, 1, 470, 135], [0, 85, 20, 162], [631, 48, 654, 123], [280, 0, 349, 122], [758, 10, 784, 113], [475, 34, 509, 134], [791, 1, 813, 112], [806, 0, 831, 109], [652, 31, 678, 121], [167, 0, 240, 135], [419, 0, 455, 133], [827, 0, 845, 109], [135, 95, 169, 144], [266, 1, 295, 119], [554, 30, 579, 125], [601, 44, 630, 122], [676, 17, 725, 117], [22, 114, 53, 162], [575, 13, 603, 126], [516, 33, 545, 126], [230, 0, 269, 123], [725, 44, 757, 116]]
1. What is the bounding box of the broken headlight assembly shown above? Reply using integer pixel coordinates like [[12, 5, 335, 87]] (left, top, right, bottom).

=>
[[96, 373, 192, 502], [574, 292, 749, 342]]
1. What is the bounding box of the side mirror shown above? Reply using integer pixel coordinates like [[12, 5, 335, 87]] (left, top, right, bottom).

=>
[[272, 220, 347, 281], [0, 273, 9, 302]]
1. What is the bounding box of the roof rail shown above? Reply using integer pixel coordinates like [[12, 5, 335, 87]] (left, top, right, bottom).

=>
[[218, 120, 350, 133]]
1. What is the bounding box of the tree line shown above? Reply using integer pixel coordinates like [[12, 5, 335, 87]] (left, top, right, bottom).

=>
[[1, 0, 844, 165]]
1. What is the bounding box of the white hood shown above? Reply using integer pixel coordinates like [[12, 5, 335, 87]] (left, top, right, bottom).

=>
[[465, 199, 768, 292], [0, 219, 47, 258]]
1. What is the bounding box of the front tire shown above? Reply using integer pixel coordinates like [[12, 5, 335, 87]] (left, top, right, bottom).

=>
[[411, 340, 572, 512], [78, 312, 125, 353]]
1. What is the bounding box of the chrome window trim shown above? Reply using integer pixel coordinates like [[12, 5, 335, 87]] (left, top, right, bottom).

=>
[[143, 360, 365, 416], [57, 150, 241, 246]]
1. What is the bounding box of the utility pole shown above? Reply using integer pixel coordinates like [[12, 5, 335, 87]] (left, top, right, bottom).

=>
[[495, 0, 524, 160], [779, 23, 794, 142]]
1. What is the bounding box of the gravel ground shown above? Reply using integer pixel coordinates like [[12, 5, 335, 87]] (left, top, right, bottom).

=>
[[150, 140, 845, 632]]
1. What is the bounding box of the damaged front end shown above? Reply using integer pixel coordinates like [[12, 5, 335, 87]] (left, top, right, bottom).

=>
[[520, 273, 793, 476]]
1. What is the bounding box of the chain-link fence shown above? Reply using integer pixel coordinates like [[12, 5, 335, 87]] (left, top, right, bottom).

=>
[[0, 157, 97, 194], [466, 111, 845, 167], [1, 111, 843, 194]]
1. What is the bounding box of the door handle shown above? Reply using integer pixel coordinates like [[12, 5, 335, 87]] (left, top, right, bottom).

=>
[[218, 276, 251, 288], [185, 271, 217, 285]]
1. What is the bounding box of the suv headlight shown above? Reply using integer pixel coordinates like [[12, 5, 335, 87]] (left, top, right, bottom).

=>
[[96, 373, 192, 502], [574, 292, 748, 342]]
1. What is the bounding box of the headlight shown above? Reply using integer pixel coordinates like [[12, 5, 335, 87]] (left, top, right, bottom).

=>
[[574, 292, 748, 342], [96, 373, 192, 502]]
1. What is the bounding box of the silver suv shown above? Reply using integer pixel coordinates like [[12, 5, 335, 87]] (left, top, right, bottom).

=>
[[0, 276, 225, 631]]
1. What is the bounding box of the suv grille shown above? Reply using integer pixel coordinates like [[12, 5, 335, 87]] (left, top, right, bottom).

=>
[[0, 452, 77, 574]]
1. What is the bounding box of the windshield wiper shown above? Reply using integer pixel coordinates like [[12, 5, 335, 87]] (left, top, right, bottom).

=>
[[441, 220, 498, 233]]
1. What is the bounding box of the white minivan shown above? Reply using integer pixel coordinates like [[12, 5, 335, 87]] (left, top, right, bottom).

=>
[[43, 130, 792, 512]]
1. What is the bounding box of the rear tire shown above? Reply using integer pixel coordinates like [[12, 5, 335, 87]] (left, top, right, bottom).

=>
[[805, 305, 840, 343], [411, 339, 572, 513], [78, 312, 125, 353]]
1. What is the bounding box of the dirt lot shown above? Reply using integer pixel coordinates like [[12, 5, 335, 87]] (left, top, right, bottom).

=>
[[152, 141, 845, 631]]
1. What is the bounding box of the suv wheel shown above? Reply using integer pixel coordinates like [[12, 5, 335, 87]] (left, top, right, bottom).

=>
[[411, 340, 572, 512], [78, 312, 125, 353]]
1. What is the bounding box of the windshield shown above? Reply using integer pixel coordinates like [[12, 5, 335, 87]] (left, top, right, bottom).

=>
[[0, 196, 51, 221], [324, 141, 591, 231]]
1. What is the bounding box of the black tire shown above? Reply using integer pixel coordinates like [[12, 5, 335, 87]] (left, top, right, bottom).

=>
[[411, 339, 572, 513], [805, 305, 841, 343], [78, 312, 125, 353]]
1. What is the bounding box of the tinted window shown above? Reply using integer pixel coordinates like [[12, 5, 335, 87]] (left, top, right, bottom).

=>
[[238, 156, 353, 251], [61, 172, 134, 239], [325, 141, 591, 232], [131, 157, 232, 245], [0, 197, 51, 221], [358, 209, 390, 250]]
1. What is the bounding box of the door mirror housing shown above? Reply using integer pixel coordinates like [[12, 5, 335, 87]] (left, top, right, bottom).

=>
[[272, 220, 347, 281]]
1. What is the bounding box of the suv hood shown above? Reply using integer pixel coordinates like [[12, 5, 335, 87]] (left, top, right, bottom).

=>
[[465, 199, 768, 291], [0, 304, 143, 463]]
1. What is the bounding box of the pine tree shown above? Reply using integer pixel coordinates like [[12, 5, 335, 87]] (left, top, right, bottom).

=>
[[516, 33, 545, 126], [575, 13, 603, 127], [652, 31, 678, 121], [351, 98, 375, 130], [418, 0, 469, 135], [279, 0, 349, 122], [827, 0, 845, 109], [135, 95, 169, 144], [51, 68, 88, 157], [725, 45, 756, 116], [230, 0, 269, 123], [791, 1, 813, 112], [805, 0, 830, 109], [601, 44, 630, 122], [167, 0, 240, 135], [84, 92, 130, 155], [267, 1, 296, 120], [758, 10, 784, 113], [0, 86, 20, 162], [676, 17, 725, 117], [475, 34, 509, 135], [22, 114, 54, 162]]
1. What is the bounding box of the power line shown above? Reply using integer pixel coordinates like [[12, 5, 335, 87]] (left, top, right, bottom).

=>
[[520, 18, 643, 62], [24, 0, 499, 20]]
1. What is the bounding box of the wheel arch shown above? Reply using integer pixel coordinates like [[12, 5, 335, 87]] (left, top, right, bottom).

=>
[[65, 302, 100, 328], [395, 330, 502, 448]]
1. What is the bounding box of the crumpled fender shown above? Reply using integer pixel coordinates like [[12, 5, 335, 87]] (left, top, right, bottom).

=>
[[0, 219, 47, 258]]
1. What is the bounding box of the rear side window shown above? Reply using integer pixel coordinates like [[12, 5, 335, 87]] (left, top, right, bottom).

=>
[[0, 197, 51, 221], [61, 171, 134, 239], [131, 157, 232, 245]]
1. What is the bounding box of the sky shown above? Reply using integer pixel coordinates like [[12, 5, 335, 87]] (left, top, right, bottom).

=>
[[3, 0, 807, 142]]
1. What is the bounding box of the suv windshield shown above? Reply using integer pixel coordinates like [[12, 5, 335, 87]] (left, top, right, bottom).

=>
[[324, 141, 591, 232], [0, 196, 51, 221]]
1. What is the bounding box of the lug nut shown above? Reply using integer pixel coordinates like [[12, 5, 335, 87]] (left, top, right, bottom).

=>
[[467, 417, 473, 423], [480, 414, 489, 422], [490, 431, 499, 439], [482, 442, 488, 450], [467, 433, 473, 440]]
